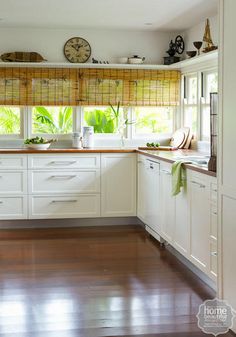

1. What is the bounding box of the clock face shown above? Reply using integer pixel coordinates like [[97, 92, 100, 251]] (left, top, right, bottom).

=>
[[64, 37, 91, 63]]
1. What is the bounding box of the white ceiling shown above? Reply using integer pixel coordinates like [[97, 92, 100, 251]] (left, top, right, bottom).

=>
[[0, 0, 218, 31]]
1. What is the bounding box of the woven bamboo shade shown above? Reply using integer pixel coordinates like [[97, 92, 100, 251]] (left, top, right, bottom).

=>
[[0, 67, 180, 107]]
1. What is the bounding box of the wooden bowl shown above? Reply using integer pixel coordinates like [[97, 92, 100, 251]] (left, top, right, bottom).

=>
[[186, 51, 197, 58]]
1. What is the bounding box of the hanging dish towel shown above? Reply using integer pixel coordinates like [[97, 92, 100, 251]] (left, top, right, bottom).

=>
[[171, 161, 185, 196]]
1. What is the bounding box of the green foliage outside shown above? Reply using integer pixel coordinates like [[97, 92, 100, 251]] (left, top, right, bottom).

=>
[[0, 107, 21, 134], [32, 106, 73, 134], [84, 107, 117, 133], [135, 107, 173, 134]]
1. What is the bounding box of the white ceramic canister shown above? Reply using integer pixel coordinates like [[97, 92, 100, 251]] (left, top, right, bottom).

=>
[[72, 132, 83, 148], [83, 126, 94, 148]]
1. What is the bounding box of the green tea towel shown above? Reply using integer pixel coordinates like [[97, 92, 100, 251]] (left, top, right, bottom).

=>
[[171, 161, 185, 196]]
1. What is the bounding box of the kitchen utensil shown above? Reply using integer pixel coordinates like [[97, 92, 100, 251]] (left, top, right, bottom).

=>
[[128, 55, 145, 64], [186, 51, 197, 58], [83, 126, 94, 148], [25, 143, 51, 150]]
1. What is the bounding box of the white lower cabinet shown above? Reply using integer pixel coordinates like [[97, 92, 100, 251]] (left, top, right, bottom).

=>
[[29, 195, 100, 219], [0, 196, 27, 219], [160, 162, 175, 243], [188, 172, 210, 274], [137, 156, 217, 283], [0, 155, 28, 220], [101, 153, 136, 217], [174, 170, 190, 257], [28, 153, 101, 219]]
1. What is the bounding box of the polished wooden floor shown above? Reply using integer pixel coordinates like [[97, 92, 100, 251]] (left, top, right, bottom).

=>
[[0, 225, 233, 337]]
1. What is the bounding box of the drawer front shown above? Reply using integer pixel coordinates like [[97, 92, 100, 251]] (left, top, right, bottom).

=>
[[29, 195, 100, 219], [28, 154, 100, 169], [0, 156, 27, 170], [0, 196, 27, 219], [29, 170, 100, 194], [0, 171, 27, 194]]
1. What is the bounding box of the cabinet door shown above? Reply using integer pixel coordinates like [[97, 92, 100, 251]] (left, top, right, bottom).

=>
[[174, 169, 190, 257], [189, 173, 210, 273], [160, 163, 175, 244], [101, 154, 136, 217], [145, 159, 161, 234], [137, 155, 147, 222]]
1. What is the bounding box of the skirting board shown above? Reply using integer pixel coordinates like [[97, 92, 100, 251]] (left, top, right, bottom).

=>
[[0, 216, 143, 229], [166, 244, 217, 292]]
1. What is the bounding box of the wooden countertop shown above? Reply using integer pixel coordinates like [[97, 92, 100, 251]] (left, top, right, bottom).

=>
[[0, 148, 136, 154], [137, 149, 216, 177], [0, 147, 216, 177]]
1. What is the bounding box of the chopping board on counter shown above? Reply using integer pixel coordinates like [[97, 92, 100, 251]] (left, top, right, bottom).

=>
[[138, 146, 178, 151], [170, 127, 190, 148]]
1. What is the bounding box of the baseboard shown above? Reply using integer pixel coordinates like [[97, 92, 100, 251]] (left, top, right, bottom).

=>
[[166, 244, 217, 292], [0, 216, 143, 229]]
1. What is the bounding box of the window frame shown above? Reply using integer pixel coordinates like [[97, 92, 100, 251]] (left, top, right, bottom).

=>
[[181, 67, 218, 141]]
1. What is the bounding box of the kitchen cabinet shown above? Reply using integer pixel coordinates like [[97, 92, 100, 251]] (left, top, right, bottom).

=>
[[28, 154, 101, 219], [188, 171, 210, 274], [174, 169, 190, 258], [0, 155, 28, 219], [219, 2, 236, 328], [144, 158, 161, 235], [137, 155, 161, 238], [160, 162, 175, 243], [101, 153, 136, 217], [137, 154, 147, 223]]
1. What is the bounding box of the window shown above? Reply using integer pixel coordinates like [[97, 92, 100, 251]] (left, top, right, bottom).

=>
[[134, 107, 174, 135], [183, 74, 198, 136], [0, 106, 22, 136], [182, 70, 218, 141], [32, 106, 73, 135]]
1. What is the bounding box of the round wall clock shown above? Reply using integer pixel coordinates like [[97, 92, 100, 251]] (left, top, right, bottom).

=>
[[64, 37, 91, 63]]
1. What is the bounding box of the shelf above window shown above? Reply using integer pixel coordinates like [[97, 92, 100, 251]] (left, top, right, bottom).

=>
[[0, 50, 218, 71]]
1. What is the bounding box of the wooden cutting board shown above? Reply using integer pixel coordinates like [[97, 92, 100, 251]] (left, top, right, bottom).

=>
[[138, 146, 178, 151]]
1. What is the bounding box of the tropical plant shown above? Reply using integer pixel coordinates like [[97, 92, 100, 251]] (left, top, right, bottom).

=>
[[84, 108, 115, 133], [32, 107, 73, 134], [0, 107, 21, 134]]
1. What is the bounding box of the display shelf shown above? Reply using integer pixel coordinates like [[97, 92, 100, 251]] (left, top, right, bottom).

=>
[[0, 50, 218, 70]]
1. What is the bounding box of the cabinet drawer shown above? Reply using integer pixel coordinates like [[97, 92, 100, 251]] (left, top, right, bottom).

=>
[[29, 170, 100, 194], [29, 195, 100, 219], [0, 156, 27, 170], [0, 196, 27, 219], [0, 171, 27, 194], [28, 154, 100, 169]]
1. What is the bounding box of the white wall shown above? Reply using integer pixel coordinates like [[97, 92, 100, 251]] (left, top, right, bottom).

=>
[[182, 15, 218, 55], [0, 27, 175, 64]]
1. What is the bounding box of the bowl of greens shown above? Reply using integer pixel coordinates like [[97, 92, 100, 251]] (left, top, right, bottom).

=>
[[24, 137, 56, 150]]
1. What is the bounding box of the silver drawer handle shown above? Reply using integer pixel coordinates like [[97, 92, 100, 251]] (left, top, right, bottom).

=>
[[50, 161, 76, 165], [211, 252, 217, 257], [213, 189, 217, 192], [161, 170, 171, 175], [213, 211, 217, 215], [51, 175, 76, 179], [191, 180, 205, 188], [51, 200, 77, 203], [0, 201, 3, 204]]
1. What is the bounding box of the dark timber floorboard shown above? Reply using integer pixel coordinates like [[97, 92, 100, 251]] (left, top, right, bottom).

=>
[[0, 225, 234, 336]]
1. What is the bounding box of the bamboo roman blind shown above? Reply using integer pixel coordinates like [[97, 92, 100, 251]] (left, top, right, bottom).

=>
[[0, 67, 180, 107]]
